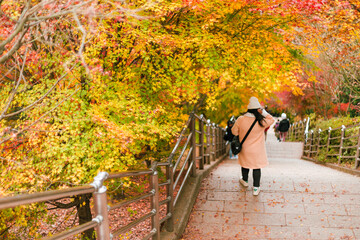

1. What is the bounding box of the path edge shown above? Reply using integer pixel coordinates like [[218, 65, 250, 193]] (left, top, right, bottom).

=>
[[160, 154, 228, 240], [301, 156, 360, 177]]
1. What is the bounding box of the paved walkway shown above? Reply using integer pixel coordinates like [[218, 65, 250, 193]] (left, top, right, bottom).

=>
[[182, 127, 360, 239]]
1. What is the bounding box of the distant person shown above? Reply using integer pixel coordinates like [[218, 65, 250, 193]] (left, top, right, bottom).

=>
[[223, 117, 237, 159], [231, 97, 275, 196], [274, 119, 280, 141], [278, 113, 290, 142]]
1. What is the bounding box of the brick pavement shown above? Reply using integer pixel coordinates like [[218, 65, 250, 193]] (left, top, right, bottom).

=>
[[181, 127, 360, 240]]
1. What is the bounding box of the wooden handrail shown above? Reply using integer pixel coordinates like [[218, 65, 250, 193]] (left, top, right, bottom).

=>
[[289, 118, 360, 170]]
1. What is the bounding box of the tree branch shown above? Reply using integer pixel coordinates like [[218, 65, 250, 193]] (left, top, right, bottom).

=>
[[0, 48, 28, 120], [0, 1, 30, 54], [46, 198, 80, 209], [0, 87, 81, 145], [0, 27, 29, 64], [1, 66, 74, 119], [28, 0, 94, 22]]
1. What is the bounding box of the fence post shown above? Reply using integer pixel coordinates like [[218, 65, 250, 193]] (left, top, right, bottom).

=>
[[220, 129, 226, 155], [216, 125, 218, 158], [218, 127, 221, 157], [214, 125, 217, 159], [292, 123, 295, 140], [289, 123, 292, 140], [326, 127, 332, 159], [338, 125, 346, 164], [292, 123, 296, 140], [206, 120, 211, 164], [165, 164, 174, 232], [199, 116, 205, 170], [308, 130, 313, 158], [355, 127, 360, 169], [190, 116, 197, 176], [91, 172, 111, 240], [212, 123, 216, 161], [303, 126, 308, 157], [316, 129, 322, 158], [150, 165, 160, 240]]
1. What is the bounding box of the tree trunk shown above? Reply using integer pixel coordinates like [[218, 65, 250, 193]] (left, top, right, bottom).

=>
[[76, 194, 95, 240]]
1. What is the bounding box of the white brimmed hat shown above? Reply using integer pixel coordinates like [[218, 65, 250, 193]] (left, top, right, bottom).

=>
[[247, 97, 262, 109]]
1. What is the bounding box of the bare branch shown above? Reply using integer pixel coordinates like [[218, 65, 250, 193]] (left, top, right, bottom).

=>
[[0, 27, 29, 64], [0, 87, 81, 145], [72, 11, 87, 56], [46, 199, 80, 209], [0, 66, 16, 82], [0, 1, 31, 52], [28, 0, 94, 22], [0, 48, 28, 120], [1, 65, 75, 119]]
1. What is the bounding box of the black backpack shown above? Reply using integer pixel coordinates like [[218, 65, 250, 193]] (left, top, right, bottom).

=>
[[278, 119, 290, 132]]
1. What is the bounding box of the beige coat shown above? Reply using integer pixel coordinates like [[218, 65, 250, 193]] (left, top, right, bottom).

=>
[[231, 114, 274, 169]]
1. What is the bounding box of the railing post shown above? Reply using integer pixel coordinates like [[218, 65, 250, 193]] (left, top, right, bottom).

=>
[[292, 123, 296, 141], [338, 125, 346, 164], [165, 164, 174, 232], [212, 123, 216, 161], [190, 116, 197, 176], [304, 127, 308, 156], [289, 124, 292, 140], [206, 120, 211, 164], [292, 123, 295, 141], [355, 127, 360, 169], [150, 166, 160, 240], [199, 116, 205, 170], [316, 129, 322, 158], [216, 126, 219, 158], [215, 125, 218, 159], [326, 127, 332, 159], [308, 130, 314, 158], [91, 172, 111, 240], [221, 129, 225, 155]]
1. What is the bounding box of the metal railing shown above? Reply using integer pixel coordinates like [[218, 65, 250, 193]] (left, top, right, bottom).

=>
[[288, 118, 360, 169], [0, 112, 227, 239]]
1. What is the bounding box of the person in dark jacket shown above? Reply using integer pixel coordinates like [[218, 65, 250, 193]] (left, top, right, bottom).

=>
[[224, 117, 237, 159], [274, 119, 280, 141], [278, 113, 290, 142]]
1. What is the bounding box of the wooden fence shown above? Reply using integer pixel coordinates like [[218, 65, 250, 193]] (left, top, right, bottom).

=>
[[288, 118, 360, 169]]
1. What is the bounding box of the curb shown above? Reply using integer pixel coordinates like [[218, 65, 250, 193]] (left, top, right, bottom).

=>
[[160, 154, 228, 240], [301, 156, 360, 177]]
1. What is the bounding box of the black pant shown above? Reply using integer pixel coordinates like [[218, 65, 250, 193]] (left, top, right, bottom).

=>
[[241, 167, 261, 187]]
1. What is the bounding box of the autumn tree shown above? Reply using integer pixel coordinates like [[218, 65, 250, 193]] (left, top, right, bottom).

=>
[[275, 0, 360, 118], [0, 0, 340, 238]]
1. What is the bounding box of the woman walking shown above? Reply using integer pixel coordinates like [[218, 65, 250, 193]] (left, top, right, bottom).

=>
[[231, 97, 274, 195]]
